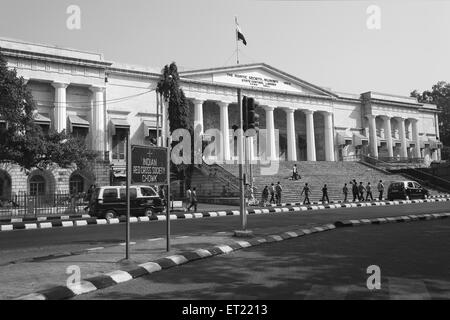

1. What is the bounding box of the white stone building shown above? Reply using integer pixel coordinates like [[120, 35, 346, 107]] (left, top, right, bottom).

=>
[[0, 38, 442, 199]]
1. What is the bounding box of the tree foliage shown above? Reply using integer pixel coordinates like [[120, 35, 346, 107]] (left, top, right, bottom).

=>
[[156, 63, 192, 133], [411, 81, 450, 147], [156, 62, 194, 190], [0, 51, 96, 171]]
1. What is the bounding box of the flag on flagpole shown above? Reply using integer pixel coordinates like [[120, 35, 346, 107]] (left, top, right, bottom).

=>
[[235, 17, 247, 46]]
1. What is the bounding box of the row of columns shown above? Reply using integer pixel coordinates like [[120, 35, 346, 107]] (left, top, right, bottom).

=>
[[191, 99, 335, 162], [367, 115, 421, 159], [51, 82, 105, 153]]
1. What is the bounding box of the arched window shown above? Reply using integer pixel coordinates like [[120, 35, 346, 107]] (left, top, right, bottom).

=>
[[69, 174, 84, 195], [30, 175, 46, 196]]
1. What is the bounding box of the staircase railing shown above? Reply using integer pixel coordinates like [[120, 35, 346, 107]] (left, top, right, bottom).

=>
[[360, 154, 450, 192], [195, 162, 240, 191]]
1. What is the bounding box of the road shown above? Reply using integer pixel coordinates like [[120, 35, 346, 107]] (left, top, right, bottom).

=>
[[74, 218, 450, 300], [0, 201, 449, 264]]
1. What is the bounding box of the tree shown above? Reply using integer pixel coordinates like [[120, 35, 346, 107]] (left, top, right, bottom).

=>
[[157, 63, 192, 132], [411, 81, 450, 147], [0, 50, 97, 171], [157, 62, 193, 193]]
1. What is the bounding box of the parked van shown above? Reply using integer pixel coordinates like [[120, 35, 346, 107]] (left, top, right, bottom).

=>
[[387, 181, 429, 201], [87, 185, 164, 219]]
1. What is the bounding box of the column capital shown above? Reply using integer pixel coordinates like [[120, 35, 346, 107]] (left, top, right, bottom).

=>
[[216, 101, 229, 108], [366, 114, 377, 120], [89, 86, 105, 93], [282, 107, 295, 114], [393, 116, 405, 121], [303, 109, 314, 115], [262, 105, 275, 112], [380, 115, 391, 120], [52, 82, 69, 89], [191, 98, 204, 105]]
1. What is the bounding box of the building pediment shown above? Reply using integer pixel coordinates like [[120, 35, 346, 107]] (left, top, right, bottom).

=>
[[179, 63, 337, 98]]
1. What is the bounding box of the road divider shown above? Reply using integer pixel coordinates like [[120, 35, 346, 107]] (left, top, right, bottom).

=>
[[1, 196, 449, 232]]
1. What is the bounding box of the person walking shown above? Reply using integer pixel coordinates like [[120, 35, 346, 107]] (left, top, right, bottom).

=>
[[269, 183, 275, 204], [352, 180, 359, 202], [358, 182, 366, 201], [365, 182, 374, 201], [188, 187, 198, 212], [301, 183, 311, 205], [377, 180, 385, 201], [185, 187, 192, 211], [275, 182, 283, 205], [321, 184, 330, 203], [292, 164, 299, 180], [261, 186, 269, 207], [158, 185, 166, 207], [342, 183, 349, 202]]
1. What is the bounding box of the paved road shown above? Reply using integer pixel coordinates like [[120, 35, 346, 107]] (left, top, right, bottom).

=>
[[0, 202, 449, 264], [74, 218, 450, 300]]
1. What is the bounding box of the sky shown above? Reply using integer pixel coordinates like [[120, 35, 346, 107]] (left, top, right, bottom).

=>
[[0, 0, 449, 96]]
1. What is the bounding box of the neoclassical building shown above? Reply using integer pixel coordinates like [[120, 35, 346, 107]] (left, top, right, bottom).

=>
[[0, 37, 442, 198]]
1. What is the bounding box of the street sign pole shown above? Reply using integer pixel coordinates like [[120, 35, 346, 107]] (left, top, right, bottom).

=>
[[125, 130, 131, 260], [165, 97, 171, 252], [166, 138, 170, 252], [238, 88, 247, 231]]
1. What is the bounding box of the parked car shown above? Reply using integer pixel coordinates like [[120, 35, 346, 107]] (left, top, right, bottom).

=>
[[87, 185, 165, 219], [387, 181, 429, 201]]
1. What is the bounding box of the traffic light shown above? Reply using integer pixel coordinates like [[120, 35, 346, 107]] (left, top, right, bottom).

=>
[[247, 98, 260, 132], [241, 96, 260, 132], [242, 96, 249, 130]]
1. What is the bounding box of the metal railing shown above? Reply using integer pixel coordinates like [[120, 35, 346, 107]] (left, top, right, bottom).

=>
[[197, 162, 240, 190], [360, 155, 450, 192], [0, 192, 89, 218]]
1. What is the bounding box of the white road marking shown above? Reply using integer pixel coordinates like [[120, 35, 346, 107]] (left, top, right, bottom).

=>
[[148, 238, 164, 242], [87, 247, 104, 251]]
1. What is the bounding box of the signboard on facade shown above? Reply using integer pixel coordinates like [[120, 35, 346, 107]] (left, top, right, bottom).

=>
[[211, 70, 302, 93], [131, 145, 167, 185]]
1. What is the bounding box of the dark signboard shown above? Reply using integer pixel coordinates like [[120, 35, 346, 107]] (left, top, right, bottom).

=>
[[131, 145, 168, 185]]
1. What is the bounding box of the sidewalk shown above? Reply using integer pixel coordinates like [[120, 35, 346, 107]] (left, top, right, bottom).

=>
[[1, 202, 448, 300]]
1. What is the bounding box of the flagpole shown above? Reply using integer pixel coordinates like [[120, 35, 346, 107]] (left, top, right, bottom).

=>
[[235, 16, 239, 65]]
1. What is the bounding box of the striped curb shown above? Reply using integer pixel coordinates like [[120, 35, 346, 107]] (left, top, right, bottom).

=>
[[0, 214, 91, 224], [15, 222, 340, 300], [334, 212, 450, 228], [18, 210, 449, 300], [1, 197, 449, 232]]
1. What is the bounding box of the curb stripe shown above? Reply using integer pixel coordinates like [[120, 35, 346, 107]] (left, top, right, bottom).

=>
[[106, 270, 133, 283], [67, 281, 97, 295]]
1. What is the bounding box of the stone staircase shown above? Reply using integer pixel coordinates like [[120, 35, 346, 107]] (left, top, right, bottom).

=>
[[220, 161, 441, 203], [189, 163, 240, 204]]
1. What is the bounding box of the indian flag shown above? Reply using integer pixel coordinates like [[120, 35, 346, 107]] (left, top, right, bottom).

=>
[[235, 17, 247, 46]]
